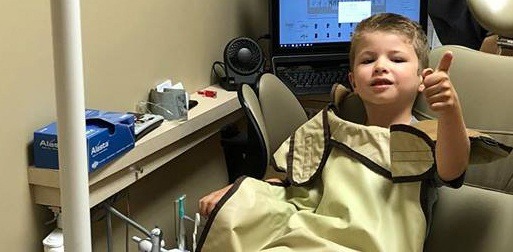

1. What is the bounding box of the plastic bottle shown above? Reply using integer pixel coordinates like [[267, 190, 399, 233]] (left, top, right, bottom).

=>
[[42, 228, 64, 252]]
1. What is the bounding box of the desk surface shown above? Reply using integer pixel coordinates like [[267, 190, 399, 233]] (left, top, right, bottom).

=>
[[28, 85, 241, 208]]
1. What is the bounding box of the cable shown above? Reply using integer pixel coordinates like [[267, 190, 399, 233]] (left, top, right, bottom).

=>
[[125, 191, 131, 252], [211, 60, 226, 83], [106, 208, 113, 252], [256, 34, 271, 72], [256, 33, 270, 42]]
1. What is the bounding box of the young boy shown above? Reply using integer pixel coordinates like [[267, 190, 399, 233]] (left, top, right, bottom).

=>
[[197, 13, 471, 251], [348, 13, 469, 183]]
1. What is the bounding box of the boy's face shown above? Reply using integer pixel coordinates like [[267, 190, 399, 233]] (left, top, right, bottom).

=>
[[349, 31, 423, 109]]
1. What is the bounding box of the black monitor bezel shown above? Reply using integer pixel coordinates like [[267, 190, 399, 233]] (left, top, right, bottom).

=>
[[269, 0, 429, 57]]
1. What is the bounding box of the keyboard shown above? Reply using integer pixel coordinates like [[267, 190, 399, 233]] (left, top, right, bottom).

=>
[[275, 65, 349, 95]]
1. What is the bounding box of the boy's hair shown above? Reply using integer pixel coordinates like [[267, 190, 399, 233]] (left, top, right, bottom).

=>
[[349, 13, 429, 72]]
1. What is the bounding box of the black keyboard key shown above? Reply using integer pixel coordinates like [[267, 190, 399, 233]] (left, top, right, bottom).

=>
[[275, 66, 349, 95]]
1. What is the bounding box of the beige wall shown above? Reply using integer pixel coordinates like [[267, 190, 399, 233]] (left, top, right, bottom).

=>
[[0, 0, 267, 250]]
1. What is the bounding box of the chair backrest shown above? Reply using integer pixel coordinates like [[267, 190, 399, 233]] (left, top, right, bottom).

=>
[[238, 84, 269, 179], [257, 73, 308, 155], [237, 74, 308, 178]]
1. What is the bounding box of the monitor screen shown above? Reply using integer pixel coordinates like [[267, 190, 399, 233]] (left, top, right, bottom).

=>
[[270, 0, 428, 57]]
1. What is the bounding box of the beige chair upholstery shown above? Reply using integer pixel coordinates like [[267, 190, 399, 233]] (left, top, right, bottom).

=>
[[257, 73, 308, 155], [425, 185, 513, 252]]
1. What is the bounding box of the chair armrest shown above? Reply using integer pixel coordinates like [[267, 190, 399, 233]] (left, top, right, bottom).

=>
[[425, 185, 513, 252]]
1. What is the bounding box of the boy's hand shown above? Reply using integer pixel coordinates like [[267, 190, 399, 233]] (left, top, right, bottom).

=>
[[420, 51, 461, 116], [199, 184, 233, 217], [198, 178, 283, 217], [421, 51, 469, 181]]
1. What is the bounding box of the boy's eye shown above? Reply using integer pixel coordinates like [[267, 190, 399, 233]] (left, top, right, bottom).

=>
[[391, 58, 406, 63], [360, 59, 374, 64]]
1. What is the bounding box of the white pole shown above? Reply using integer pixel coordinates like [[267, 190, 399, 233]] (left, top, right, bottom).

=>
[[50, 0, 92, 251]]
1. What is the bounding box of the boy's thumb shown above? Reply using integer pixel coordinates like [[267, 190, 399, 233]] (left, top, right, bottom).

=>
[[436, 51, 453, 73], [422, 68, 434, 78]]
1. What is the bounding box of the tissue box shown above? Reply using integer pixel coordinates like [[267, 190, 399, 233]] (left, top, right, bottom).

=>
[[33, 109, 136, 172]]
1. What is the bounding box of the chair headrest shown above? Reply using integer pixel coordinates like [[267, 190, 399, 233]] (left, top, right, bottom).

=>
[[330, 84, 366, 124], [467, 0, 513, 38], [330, 84, 434, 125]]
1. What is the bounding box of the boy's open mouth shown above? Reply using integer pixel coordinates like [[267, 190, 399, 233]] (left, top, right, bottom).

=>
[[371, 78, 393, 86]]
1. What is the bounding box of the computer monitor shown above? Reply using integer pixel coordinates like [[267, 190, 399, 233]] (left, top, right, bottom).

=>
[[270, 0, 428, 58]]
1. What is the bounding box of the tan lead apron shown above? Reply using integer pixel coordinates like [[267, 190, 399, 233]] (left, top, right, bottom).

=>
[[197, 107, 511, 252]]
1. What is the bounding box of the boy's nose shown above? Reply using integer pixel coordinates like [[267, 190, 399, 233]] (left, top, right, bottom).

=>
[[373, 60, 389, 74]]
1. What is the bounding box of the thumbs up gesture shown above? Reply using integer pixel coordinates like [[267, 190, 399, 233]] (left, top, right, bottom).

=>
[[420, 51, 461, 116]]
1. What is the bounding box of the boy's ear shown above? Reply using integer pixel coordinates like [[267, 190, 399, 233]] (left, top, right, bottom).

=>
[[417, 74, 424, 92], [418, 68, 433, 92], [418, 82, 425, 92], [348, 72, 356, 89]]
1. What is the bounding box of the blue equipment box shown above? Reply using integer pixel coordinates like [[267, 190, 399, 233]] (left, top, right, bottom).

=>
[[33, 109, 136, 172]]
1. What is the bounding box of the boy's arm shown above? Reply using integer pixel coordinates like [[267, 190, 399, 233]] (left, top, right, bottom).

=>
[[421, 51, 470, 181]]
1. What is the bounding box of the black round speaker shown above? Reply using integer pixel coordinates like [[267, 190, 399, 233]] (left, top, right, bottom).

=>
[[222, 37, 264, 91]]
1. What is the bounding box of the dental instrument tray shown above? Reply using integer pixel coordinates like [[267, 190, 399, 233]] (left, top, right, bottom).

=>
[[130, 112, 164, 141]]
